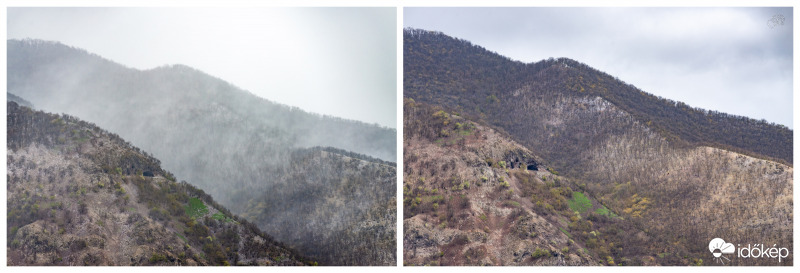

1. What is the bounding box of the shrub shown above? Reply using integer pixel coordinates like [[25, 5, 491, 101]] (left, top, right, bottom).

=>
[[150, 253, 167, 264], [451, 234, 470, 246], [503, 200, 521, 208], [149, 208, 167, 222], [532, 248, 551, 259], [499, 177, 510, 188], [78, 202, 88, 214]]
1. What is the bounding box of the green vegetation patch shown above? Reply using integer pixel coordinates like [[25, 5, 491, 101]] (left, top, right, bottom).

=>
[[185, 197, 209, 219], [211, 212, 236, 223], [595, 205, 619, 218], [455, 122, 475, 136], [422, 195, 444, 203], [503, 200, 521, 208], [559, 227, 572, 238], [531, 248, 551, 259], [568, 192, 592, 214]]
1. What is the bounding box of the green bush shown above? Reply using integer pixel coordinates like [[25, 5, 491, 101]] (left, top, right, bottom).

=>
[[150, 253, 167, 263], [532, 248, 551, 259], [499, 177, 510, 188], [503, 200, 520, 208]]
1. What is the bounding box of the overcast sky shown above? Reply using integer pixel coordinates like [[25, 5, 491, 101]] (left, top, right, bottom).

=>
[[8, 7, 397, 128], [405, 7, 793, 129]]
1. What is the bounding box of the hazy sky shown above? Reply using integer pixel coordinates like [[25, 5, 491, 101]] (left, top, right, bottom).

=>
[[8, 7, 397, 128], [406, 7, 793, 129]]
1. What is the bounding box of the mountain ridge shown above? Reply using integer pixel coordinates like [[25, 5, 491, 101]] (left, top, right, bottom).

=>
[[403, 28, 792, 266], [7, 101, 311, 266], [8, 38, 396, 162], [404, 28, 791, 166]]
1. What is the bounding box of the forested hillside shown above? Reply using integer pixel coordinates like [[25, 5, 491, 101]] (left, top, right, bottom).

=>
[[8, 39, 397, 265], [237, 147, 396, 266], [404, 28, 791, 166], [404, 29, 793, 266], [7, 102, 309, 266]]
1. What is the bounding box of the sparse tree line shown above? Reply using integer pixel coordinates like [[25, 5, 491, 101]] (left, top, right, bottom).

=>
[[404, 28, 791, 165], [403, 29, 792, 265], [7, 102, 311, 265], [235, 146, 397, 266]]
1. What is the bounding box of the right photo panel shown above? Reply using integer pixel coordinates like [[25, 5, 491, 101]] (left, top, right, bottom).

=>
[[403, 7, 793, 266]]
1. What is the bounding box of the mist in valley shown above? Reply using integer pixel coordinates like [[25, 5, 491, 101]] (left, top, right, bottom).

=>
[[7, 8, 397, 265]]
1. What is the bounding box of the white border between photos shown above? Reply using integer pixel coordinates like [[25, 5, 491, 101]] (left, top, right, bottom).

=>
[[1, 0, 798, 273]]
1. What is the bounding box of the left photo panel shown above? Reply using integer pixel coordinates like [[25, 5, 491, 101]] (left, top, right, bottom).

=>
[[6, 7, 397, 266]]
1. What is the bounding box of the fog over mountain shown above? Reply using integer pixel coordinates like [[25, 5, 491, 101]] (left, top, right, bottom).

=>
[[7, 101, 311, 266], [8, 7, 397, 129], [7, 39, 397, 265]]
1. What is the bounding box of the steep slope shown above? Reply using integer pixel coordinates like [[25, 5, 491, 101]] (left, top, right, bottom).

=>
[[404, 29, 792, 266], [404, 28, 791, 166], [7, 39, 396, 207], [238, 147, 396, 266], [7, 102, 309, 266], [7, 92, 33, 108], [8, 39, 397, 265], [404, 100, 603, 266]]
